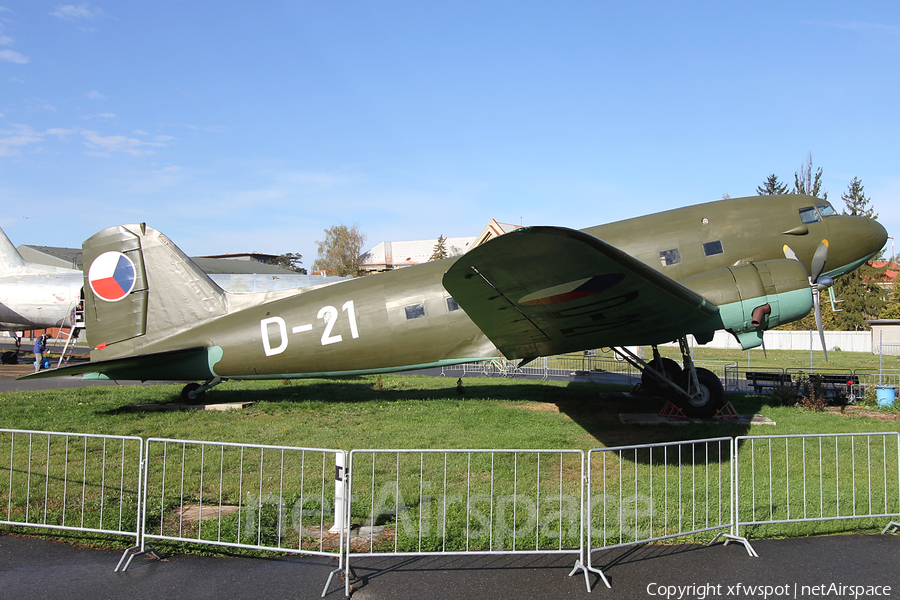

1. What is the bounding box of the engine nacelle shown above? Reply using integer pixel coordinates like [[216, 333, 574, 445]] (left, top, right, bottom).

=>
[[681, 259, 813, 349]]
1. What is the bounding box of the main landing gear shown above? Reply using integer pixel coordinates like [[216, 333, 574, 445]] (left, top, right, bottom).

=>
[[614, 337, 724, 418]]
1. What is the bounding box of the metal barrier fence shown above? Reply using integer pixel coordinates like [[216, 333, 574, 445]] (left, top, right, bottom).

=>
[[125, 438, 347, 597], [442, 354, 731, 385], [4, 430, 900, 593], [734, 433, 900, 537], [583, 437, 745, 589], [725, 366, 900, 399], [344, 448, 584, 596], [0, 428, 143, 545]]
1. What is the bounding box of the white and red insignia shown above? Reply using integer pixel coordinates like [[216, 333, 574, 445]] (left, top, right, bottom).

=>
[[88, 252, 137, 302]]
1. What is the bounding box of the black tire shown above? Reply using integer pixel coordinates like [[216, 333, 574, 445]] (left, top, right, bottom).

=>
[[1, 351, 17, 365], [641, 357, 682, 397], [677, 367, 725, 418], [181, 382, 206, 404]]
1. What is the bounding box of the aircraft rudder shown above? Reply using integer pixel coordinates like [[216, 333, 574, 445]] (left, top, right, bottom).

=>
[[0, 226, 28, 274], [82, 223, 227, 355]]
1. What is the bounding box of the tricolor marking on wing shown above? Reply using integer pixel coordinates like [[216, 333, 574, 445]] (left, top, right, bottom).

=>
[[518, 274, 625, 306]]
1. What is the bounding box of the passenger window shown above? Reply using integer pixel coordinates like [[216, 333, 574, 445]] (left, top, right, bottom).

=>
[[817, 203, 837, 217], [659, 248, 681, 267], [703, 241, 724, 256], [405, 303, 425, 320], [446, 297, 460, 312], [799, 206, 822, 224]]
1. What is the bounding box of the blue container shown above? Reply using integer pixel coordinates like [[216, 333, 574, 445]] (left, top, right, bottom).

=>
[[876, 386, 896, 407]]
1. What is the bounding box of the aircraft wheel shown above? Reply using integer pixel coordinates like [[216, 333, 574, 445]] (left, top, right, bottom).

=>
[[181, 382, 206, 404], [678, 367, 724, 418], [641, 358, 682, 397], [1, 351, 17, 365]]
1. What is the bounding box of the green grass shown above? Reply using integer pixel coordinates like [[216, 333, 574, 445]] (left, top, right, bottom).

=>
[[1, 355, 898, 555]]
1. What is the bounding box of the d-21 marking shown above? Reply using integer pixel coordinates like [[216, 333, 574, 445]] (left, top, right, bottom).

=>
[[260, 300, 360, 357]]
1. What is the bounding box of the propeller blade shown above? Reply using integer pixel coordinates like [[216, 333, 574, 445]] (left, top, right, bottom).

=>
[[783, 244, 810, 277], [810, 239, 829, 283], [813, 289, 829, 364]]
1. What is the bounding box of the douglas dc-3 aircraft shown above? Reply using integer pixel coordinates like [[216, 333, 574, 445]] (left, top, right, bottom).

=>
[[22, 195, 887, 417]]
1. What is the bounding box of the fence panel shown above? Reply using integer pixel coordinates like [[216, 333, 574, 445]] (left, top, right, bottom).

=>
[[735, 433, 900, 537], [724, 366, 789, 394], [345, 449, 584, 595], [136, 438, 346, 595], [586, 437, 734, 552], [0, 428, 143, 544]]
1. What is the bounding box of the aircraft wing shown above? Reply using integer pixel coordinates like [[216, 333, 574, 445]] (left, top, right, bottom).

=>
[[17, 346, 217, 382], [442, 226, 718, 360]]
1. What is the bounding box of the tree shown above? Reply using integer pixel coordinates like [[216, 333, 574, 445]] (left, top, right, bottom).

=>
[[312, 223, 366, 277], [841, 177, 877, 218], [882, 277, 900, 319], [792, 152, 827, 199], [429, 235, 448, 261], [828, 262, 889, 330], [757, 174, 789, 195], [267, 252, 306, 274]]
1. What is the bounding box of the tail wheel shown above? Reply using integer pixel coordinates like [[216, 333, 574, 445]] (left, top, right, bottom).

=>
[[181, 382, 206, 404], [641, 357, 682, 397], [678, 367, 724, 418]]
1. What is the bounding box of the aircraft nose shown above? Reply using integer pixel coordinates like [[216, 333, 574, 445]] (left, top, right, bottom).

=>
[[870, 218, 889, 254]]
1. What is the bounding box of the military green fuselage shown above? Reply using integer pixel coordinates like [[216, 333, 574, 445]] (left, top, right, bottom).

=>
[[61, 195, 888, 382]]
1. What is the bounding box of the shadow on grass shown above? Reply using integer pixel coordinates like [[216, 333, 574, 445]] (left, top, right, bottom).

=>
[[99, 374, 774, 450]]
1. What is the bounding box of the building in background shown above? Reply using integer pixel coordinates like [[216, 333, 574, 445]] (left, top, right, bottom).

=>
[[359, 219, 519, 274]]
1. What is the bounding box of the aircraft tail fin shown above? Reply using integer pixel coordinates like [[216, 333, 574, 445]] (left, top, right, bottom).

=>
[[82, 223, 227, 357], [0, 226, 29, 274]]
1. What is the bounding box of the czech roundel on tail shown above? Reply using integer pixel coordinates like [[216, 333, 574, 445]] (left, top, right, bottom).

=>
[[21, 195, 888, 417]]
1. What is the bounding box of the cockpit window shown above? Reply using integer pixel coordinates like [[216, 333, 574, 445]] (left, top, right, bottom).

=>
[[817, 203, 837, 217], [799, 206, 822, 224], [659, 248, 681, 267]]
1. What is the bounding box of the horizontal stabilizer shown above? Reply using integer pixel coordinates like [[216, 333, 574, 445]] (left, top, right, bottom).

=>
[[18, 346, 220, 382], [442, 226, 718, 359]]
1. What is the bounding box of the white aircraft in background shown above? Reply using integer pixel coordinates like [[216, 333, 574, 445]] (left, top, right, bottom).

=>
[[0, 227, 83, 334], [0, 226, 347, 361]]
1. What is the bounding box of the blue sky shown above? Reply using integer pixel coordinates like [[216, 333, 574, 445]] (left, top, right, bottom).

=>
[[1, 2, 898, 267]]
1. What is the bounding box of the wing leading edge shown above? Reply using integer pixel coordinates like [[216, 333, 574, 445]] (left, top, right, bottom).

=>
[[442, 226, 718, 360]]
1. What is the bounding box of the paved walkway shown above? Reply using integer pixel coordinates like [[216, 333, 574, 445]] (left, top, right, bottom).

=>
[[1, 531, 898, 599]]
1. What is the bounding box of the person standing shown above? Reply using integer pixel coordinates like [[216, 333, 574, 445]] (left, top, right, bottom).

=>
[[33, 334, 47, 372]]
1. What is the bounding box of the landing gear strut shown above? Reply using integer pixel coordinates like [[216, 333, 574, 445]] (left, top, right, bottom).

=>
[[616, 338, 724, 418], [181, 377, 224, 404]]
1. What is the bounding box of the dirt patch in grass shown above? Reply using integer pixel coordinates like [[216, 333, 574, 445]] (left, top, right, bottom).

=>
[[510, 402, 560, 413], [824, 406, 900, 421]]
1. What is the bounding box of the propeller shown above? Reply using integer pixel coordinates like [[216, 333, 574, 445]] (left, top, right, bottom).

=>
[[784, 241, 834, 363]]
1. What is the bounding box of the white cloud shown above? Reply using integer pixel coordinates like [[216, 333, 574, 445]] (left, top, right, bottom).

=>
[[51, 4, 103, 20], [0, 124, 43, 156], [0, 49, 28, 64], [0, 125, 171, 157], [98, 112, 116, 119], [151, 165, 182, 175], [0, 34, 13, 46], [85, 90, 106, 100], [81, 129, 168, 156]]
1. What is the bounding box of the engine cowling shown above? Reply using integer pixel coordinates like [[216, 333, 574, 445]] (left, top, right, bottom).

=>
[[680, 259, 813, 349]]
